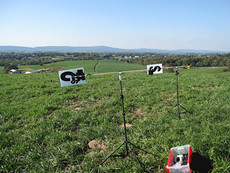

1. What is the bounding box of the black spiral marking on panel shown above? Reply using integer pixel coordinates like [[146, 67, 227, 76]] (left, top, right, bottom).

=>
[[148, 66, 162, 75], [60, 69, 85, 84]]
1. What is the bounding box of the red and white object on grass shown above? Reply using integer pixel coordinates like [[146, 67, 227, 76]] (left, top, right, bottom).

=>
[[166, 145, 192, 173]]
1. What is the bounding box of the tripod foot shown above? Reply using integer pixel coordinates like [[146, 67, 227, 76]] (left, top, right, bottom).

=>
[[167, 103, 190, 119], [99, 142, 125, 165], [179, 104, 190, 113], [167, 104, 177, 113], [99, 141, 147, 172], [129, 142, 154, 155], [127, 142, 146, 172]]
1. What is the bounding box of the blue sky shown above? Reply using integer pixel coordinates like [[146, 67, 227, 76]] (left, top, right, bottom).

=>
[[0, 0, 230, 51]]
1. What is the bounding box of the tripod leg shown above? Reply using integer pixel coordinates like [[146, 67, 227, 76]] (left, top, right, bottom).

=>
[[129, 142, 153, 155], [127, 143, 145, 172], [99, 141, 125, 165], [167, 104, 177, 113], [179, 104, 189, 113], [177, 103, 180, 120]]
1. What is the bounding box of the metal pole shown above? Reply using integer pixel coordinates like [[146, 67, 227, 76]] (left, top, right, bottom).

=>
[[176, 69, 181, 119], [119, 72, 129, 155]]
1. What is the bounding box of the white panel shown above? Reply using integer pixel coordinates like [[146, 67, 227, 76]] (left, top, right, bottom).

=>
[[59, 68, 86, 87]]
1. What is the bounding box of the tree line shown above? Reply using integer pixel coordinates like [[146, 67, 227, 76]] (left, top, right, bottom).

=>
[[0, 52, 111, 66], [122, 54, 230, 67], [1, 52, 230, 68]]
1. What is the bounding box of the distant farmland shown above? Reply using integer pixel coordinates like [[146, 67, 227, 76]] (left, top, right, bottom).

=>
[[19, 60, 146, 74]]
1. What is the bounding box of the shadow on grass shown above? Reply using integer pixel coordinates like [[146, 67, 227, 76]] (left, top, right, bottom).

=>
[[190, 152, 213, 173]]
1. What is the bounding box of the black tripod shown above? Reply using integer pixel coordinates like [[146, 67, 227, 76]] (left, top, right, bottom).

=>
[[167, 68, 189, 119], [99, 72, 145, 171]]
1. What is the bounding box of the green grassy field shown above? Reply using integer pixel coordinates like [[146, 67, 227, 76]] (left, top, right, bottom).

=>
[[0, 66, 4, 74], [0, 66, 230, 172], [19, 60, 97, 74], [96, 60, 145, 73], [44, 60, 97, 73], [19, 65, 45, 70]]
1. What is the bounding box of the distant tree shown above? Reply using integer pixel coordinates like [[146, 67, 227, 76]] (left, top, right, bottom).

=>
[[4, 64, 18, 74]]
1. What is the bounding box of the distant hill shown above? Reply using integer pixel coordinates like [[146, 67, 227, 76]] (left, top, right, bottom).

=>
[[0, 45, 228, 54]]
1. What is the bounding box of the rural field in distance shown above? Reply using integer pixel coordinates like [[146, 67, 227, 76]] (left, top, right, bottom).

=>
[[0, 60, 230, 172]]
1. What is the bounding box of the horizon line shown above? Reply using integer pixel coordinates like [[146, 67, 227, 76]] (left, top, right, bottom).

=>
[[0, 45, 229, 52]]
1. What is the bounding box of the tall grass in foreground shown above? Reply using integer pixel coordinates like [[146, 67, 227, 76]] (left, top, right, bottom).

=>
[[0, 68, 229, 172]]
